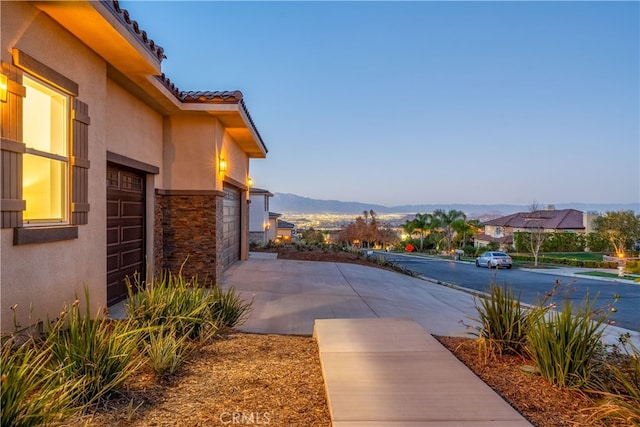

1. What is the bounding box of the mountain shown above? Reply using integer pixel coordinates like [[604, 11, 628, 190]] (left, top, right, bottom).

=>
[[270, 193, 639, 216]]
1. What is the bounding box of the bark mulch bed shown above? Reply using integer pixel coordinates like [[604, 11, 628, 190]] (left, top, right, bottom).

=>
[[72, 333, 331, 427], [436, 336, 598, 427]]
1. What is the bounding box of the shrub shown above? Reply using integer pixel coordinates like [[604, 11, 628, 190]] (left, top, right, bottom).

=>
[[588, 334, 640, 425], [208, 286, 253, 329], [625, 260, 640, 275], [126, 271, 217, 341], [527, 293, 615, 388], [469, 283, 531, 356], [46, 289, 143, 406], [144, 325, 193, 377], [1, 337, 78, 427]]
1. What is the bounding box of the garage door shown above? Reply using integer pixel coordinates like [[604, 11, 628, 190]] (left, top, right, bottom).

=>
[[106, 165, 145, 305], [222, 185, 241, 270]]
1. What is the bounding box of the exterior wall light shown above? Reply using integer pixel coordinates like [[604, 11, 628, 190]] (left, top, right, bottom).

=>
[[0, 73, 8, 102], [219, 157, 227, 174], [247, 177, 254, 187]]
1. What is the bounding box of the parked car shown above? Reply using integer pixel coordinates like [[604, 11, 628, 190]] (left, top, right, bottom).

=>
[[475, 251, 513, 269]]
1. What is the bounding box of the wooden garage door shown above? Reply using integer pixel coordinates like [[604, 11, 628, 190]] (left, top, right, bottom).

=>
[[106, 165, 145, 305], [222, 185, 241, 270]]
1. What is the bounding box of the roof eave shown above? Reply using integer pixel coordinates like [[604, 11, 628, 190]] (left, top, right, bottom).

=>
[[34, 1, 163, 77]]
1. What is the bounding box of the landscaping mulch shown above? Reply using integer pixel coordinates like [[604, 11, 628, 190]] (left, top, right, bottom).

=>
[[436, 336, 598, 427], [72, 333, 331, 427]]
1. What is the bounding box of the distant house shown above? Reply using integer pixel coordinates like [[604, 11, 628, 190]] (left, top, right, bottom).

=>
[[268, 212, 280, 242], [276, 219, 296, 243], [476, 208, 598, 250], [1, 1, 267, 333], [249, 188, 273, 244]]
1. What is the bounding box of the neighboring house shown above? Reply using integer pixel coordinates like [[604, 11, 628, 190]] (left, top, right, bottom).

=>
[[248, 188, 273, 244], [276, 219, 295, 243], [476, 208, 597, 250], [268, 212, 280, 242], [1, 1, 267, 333]]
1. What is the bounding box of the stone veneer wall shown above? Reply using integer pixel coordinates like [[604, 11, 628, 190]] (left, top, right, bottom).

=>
[[155, 191, 221, 283], [214, 193, 224, 283]]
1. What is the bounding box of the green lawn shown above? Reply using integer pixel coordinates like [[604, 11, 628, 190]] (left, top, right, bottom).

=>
[[576, 270, 640, 282]]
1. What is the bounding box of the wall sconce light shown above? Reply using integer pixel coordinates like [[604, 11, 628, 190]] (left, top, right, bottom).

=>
[[0, 73, 8, 103], [247, 177, 254, 188], [219, 157, 227, 174]]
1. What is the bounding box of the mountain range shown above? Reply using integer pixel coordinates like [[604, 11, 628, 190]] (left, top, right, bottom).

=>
[[269, 193, 639, 217]]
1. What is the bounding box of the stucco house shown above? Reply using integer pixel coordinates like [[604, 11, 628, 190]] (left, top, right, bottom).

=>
[[476, 208, 597, 250], [1, 1, 267, 332], [268, 212, 280, 242], [248, 188, 273, 244], [276, 219, 295, 243]]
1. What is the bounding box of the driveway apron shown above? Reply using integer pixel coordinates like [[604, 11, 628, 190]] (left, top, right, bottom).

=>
[[221, 253, 478, 336]]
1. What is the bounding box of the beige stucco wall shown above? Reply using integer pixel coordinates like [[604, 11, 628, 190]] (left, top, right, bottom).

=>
[[222, 130, 250, 192], [1, 3, 108, 331], [162, 115, 250, 193], [105, 78, 163, 172], [162, 115, 221, 191]]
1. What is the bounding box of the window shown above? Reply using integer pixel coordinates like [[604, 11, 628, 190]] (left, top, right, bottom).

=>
[[22, 75, 69, 224]]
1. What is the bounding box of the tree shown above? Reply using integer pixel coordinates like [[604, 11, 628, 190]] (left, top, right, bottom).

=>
[[301, 228, 325, 245], [410, 212, 435, 251], [377, 223, 399, 250], [432, 209, 466, 252], [526, 202, 547, 267], [453, 219, 481, 248], [338, 210, 385, 248], [593, 210, 640, 257]]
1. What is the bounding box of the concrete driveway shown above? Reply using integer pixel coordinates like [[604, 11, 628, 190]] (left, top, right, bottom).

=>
[[221, 252, 479, 336]]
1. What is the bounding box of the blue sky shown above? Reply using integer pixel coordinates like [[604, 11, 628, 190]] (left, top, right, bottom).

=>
[[121, 1, 639, 207]]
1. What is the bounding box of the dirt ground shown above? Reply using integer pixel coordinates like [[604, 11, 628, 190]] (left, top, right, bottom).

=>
[[74, 247, 621, 426]]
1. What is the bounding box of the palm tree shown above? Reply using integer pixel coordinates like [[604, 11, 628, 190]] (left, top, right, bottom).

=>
[[433, 209, 466, 252], [411, 212, 435, 251], [453, 218, 482, 248]]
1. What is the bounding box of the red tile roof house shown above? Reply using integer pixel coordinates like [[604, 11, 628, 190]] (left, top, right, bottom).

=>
[[0, 1, 267, 333], [475, 208, 598, 251]]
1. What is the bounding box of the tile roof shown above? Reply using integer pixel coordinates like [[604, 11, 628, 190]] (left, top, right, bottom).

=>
[[277, 220, 295, 229], [106, 1, 166, 61], [482, 209, 585, 230]]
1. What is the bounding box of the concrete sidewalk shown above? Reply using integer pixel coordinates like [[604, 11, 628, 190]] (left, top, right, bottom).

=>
[[314, 318, 532, 426]]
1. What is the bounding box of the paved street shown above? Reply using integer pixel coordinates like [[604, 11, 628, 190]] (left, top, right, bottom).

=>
[[373, 251, 640, 333]]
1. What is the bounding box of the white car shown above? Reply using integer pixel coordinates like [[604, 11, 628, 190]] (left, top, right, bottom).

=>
[[475, 251, 513, 269]]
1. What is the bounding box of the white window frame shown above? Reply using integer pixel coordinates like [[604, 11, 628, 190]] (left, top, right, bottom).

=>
[[22, 74, 70, 226]]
